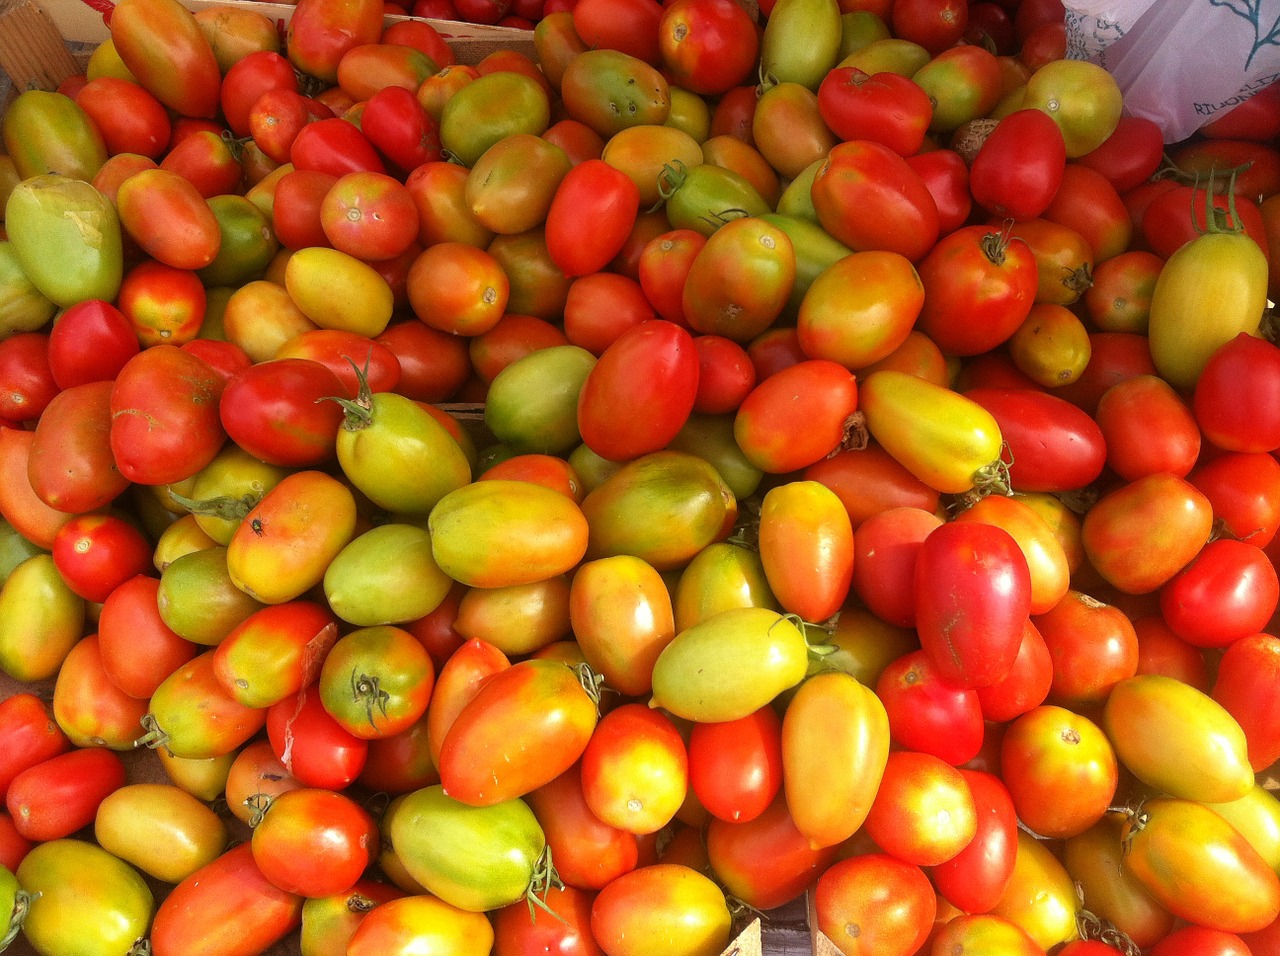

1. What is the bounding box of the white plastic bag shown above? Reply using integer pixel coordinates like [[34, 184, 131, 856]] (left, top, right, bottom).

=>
[[1064, 0, 1280, 143]]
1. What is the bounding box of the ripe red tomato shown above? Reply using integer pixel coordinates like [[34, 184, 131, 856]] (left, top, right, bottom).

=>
[[876, 649, 984, 766], [1095, 374, 1201, 480], [545, 159, 641, 278], [733, 359, 858, 474], [0, 694, 68, 803], [817, 68, 933, 156], [863, 750, 977, 867], [219, 358, 346, 467], [1160, 539, 1279, 648], [970, 109, 1067, 221], [914, 225, 1038, 356], [45, 298, 140, 389], [320, 171, 420, 262], [929, 769, 1018, 914], [0, 334, 56, 425], [851, 505, 943, 628], [1194, 332, 1280, 453], [687, 705, 783, 825], [1075, 114, 1165, 193], [576, 319, 699, 463], [657, 0, 759, 96], [813, 852, 936, 956], [526, 764, 639, 891], [49, 513, 151, 604], [1033, 589, 1139, 707], [7, 747, 127, 841], [267, 688, 369, 791], [1212, 632, 1280, 772], [251, 787, 377, 898], [914, 521, 1033, 689]]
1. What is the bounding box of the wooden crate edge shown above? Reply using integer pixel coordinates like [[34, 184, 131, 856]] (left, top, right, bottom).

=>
[[0, 0, 84, 97], [807, 889, 846, 956]]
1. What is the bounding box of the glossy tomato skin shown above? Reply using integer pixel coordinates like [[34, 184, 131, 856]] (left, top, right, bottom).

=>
[[961, 386, 1107, 493], [929, 769, 1018, 915], [813, 852, 936, 956], [437, 659, 598, 806], [971, 108, 1067, 221], [151, 842, 304, 956], [6, 746, 126, 842], [876, 649, 984, 766], [914, 521, 1033, 689], [251, 787, 377, 899], [545, 159, 640, 277], [687, 705, 783, 825], [817, 67, 933, 156], [267, 687, 368, 791], [493, 883, 602, 956], [863, 750, 977, 868], [1159, 538, 1278, 648], [577, 319, 699, 463], [1193, 332, 1280, 453], [657, 0, 758, 97], [591, 864, 732, 956], [1213, 632, 1280, 772], [1122, 797, 1280, 935], [733, 359, 858, 474], [219, 358, 346, 467], [526, 763, 639, 891], [28, 379, 131, 515], [0, 694, 68, 802], [52, 634, 151, 750]]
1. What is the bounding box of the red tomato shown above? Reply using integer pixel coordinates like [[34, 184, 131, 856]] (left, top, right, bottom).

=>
[[691, 335, 755, 414], [1160, 538, 1278, 648], [97, 574, 199, 700], [906, 148, 972, 235], [571, 0, 663, 64], [876, 649, 984, 766], [1033, 589, 1138, 707], [437, 659, 598, 806], [291, 117, 386, 177], [813, 853, 936, 956], [267, 688, 369, 791], [0, 333, 56, 425], [361, 85, 442, 174], [962, 386, 1107, 493], [1150, 926, 1254, 956], [892, 0, 968, 52], [376, 319, 472, 402], [811, 139, 939, 262], [320, 171, 420, 262], [850, 506, 943, 628], [251, 787, 377, 898], [220, 50, 299, 139], [45, 299, 140, 390], [1212, 632, 1280, 772], [914, 224, 1038, 356], [160, 129, 244, 199], [929, 770, 1018, 914], [110, 344, 227, 485], [116, 167, 221, 271], [526, 763, 639, 890], [705, 794, 839, 910], [1142, 184, 1270, 261], [272, 168, 338, 251], [804, 442, 941, 532], [219, 358, 346, 467], [970, 109, 1067, 221], [975, 617, 1054, 723], [687, 705, 783, 825], [1054, 331, 1157, 417], [493, 883, 602, 956], [576, 319, 699, 463], [6, 747, 127, 841], [656, 0, 758, 96], [28, 380, 130, 515], [1189, 450, 1280, 548], [817, 68, 933, 156], [116, 259, 207, 347], [1075, 114, 1165, 193], [49, 513, 151, 604], [1043, 162, 1133, 263], [733, 359, 858, 474], [0, 694, 68, 802], [75, 75, 171, 159], [1095, 374, 1200, 480], [1193, 332, 1280, 453], [914, 521, 1033, 689], [150, 842, 303, 956], [249, 90, 331, 167], [545, 159, 641, 278]]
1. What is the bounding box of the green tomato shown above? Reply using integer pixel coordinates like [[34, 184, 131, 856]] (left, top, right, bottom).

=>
[[388, 785, 547, 913]]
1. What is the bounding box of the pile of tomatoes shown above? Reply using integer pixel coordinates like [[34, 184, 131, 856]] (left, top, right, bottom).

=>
[[4, 0, 1280, 952]]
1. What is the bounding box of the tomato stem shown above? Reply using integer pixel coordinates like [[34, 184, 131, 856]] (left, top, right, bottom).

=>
[[524, 844, 568, 925], [126, 936, 152, 956], [1, 890, 36, 951], [318, 354, 376, 431], [166, 490, 260, 522], [573, 662, 606, 714], [133, 714, 173, 755], [1076, 905, 1142, 956]]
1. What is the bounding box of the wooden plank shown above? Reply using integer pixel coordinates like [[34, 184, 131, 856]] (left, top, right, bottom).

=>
[[0, 0, 82, 96]]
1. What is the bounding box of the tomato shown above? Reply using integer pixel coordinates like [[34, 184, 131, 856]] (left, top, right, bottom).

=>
[[0, 695, 67, 803], [657, 0, 758, 96], [525, 763, 638, 891], [109, 0, 220, 117], [686, 706, 783, 826], [267, 687, 369, 791], [1159, 538, 1278, 648], [389, 784, 548, 912], [796, 248, 923, 370], [141, 648, 267, 760], [94, 575, 195, 700], [5, 175, 123, 309], [346, 893, 494, 956], [317, 624, 435, 740], [782, 670, 890, 849], [814, 68, 930, 157], [1213, 632, 1280, 772], [250, 787, 376, 899], [572, 320, 698, 463], [756, 479, 853, 623], [875, 649, 984, 766], [538, 158, 641, 279], [492, 884, 600, 956], [578, 704, 687, 836], [222, 740, 301, 828], [0, 553, 85, 682], [928, 770, 1018, 916], [651, 607, 810, 723], [1149, 926, 1254, 956], [297, 879, 404, 956], [17, 838, 154, 956], [970, 109, 1066, 221], [1122, 797, 1280, 934], [590, 864, 731, 956], [913, 521, 1032, 689], [150, 842, 302, 956], [6, 747, 126, 842], [580, 450, 736, 570], [814, 853, 936, 956], [1075, 114, 1164, 193], [94, 782, 228, 885], [859, 370, 1006, 495], [911, 43, 1002, 134], [915, 225, 1037, 357], [759, 0, 841, 90], [319, 171, 419, 262], [1194, 332, 1280, 453], [811, 139, 938, 262], [863, 750, 976, 867], [1063, 811, 1175, 949], [2, 89, 107, 182], [50, 634, 149, 750], [929, 914, 1045, 955], [1029, 589, 1137, 707], [1103, 673, 1253, 804], [733, 359, 857, 474]]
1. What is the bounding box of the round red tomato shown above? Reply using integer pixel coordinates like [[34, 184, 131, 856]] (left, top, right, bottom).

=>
[[875, 649, 984, 766], [657, 0, 758, 97], [817, 68, 933, 156], [7, 747, 126, 841], [1194, 332, 1280, 453], [813, 853, 936, 956], [930, 769, 1018, 914], [251, 787, 377, 898], [45, 298, 140, 389], [970, 108, 1067, 221], [267, 688, 369, 792], [863, 750, 976, 867], [50, 513, 152, 604], [0, 333, 56, 425], [1159, 538, 1279, 648], [733, 359, 858, 474]]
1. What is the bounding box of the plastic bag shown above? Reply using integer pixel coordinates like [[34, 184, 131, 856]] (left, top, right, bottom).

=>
[[1064, 0, 1280, 143]]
